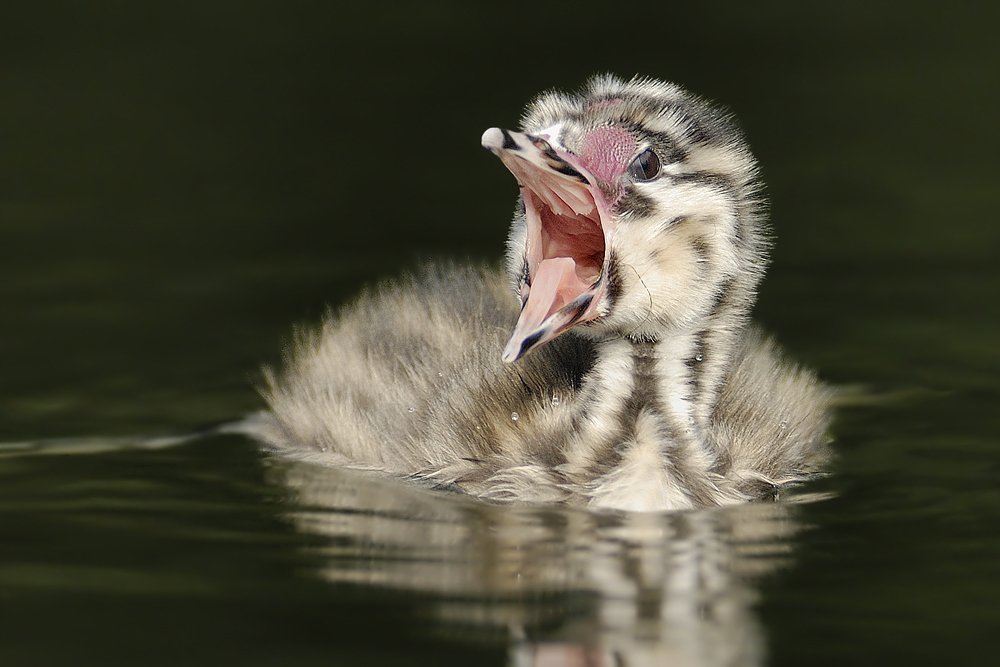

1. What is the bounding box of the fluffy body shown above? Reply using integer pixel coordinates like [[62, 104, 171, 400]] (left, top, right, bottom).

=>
[[254, 76, 832, 511]]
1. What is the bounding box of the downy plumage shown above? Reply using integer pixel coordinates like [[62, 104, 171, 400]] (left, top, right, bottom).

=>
[[252, 75, 832, 512]]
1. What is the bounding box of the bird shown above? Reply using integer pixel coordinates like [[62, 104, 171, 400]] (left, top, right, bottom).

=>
[[250, 75, 833, 512]]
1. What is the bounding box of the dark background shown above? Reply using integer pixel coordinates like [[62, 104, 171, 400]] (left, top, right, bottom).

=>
[[2, 1, 996, 437]]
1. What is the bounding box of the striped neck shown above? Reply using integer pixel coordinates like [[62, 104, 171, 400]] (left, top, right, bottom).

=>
[[562, 314, 744, 509]]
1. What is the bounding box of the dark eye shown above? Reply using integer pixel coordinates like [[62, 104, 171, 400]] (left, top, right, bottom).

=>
[[626, 148, 660, 182]]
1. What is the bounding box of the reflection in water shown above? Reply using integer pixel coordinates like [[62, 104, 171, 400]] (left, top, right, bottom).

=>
[[271, 460, 810, 666]]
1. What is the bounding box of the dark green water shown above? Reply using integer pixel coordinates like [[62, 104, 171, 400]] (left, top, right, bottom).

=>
[[1, 2, 997, 665]]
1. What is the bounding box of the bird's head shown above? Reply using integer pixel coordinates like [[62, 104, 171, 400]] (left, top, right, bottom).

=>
[[483, 75, 767, 362]]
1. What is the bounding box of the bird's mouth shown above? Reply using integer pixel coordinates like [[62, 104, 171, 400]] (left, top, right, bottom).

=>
[[482, 127, 615, 362]]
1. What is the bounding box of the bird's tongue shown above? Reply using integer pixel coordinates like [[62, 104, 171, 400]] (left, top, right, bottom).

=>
[[502, 257, 590, 362], [522, 256, 580, 326]]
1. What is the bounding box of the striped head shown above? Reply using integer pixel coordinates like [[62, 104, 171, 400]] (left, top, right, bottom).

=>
[[482, 75, 767, 362]]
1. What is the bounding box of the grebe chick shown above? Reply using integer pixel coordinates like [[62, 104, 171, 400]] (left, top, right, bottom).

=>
[[253, 75, 832, 511]]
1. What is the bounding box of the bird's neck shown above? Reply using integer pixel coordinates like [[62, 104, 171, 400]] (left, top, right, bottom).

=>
[[556, 268, 756, 504], [580, 301, 749, 444], [561, 317, 742, 508]]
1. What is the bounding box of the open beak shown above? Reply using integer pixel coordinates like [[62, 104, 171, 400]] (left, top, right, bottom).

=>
[[482, 127, 616, 362]]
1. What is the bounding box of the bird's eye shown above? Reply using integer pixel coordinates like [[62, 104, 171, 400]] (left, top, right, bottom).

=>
[[626, 148, 661, 182]]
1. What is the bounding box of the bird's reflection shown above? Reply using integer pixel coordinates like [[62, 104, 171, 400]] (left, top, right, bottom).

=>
[[270, 460, 808, 666]]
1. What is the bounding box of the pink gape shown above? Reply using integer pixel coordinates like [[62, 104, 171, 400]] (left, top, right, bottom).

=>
[[502, 124, 638, 361], [482, 120, 642, 362]]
